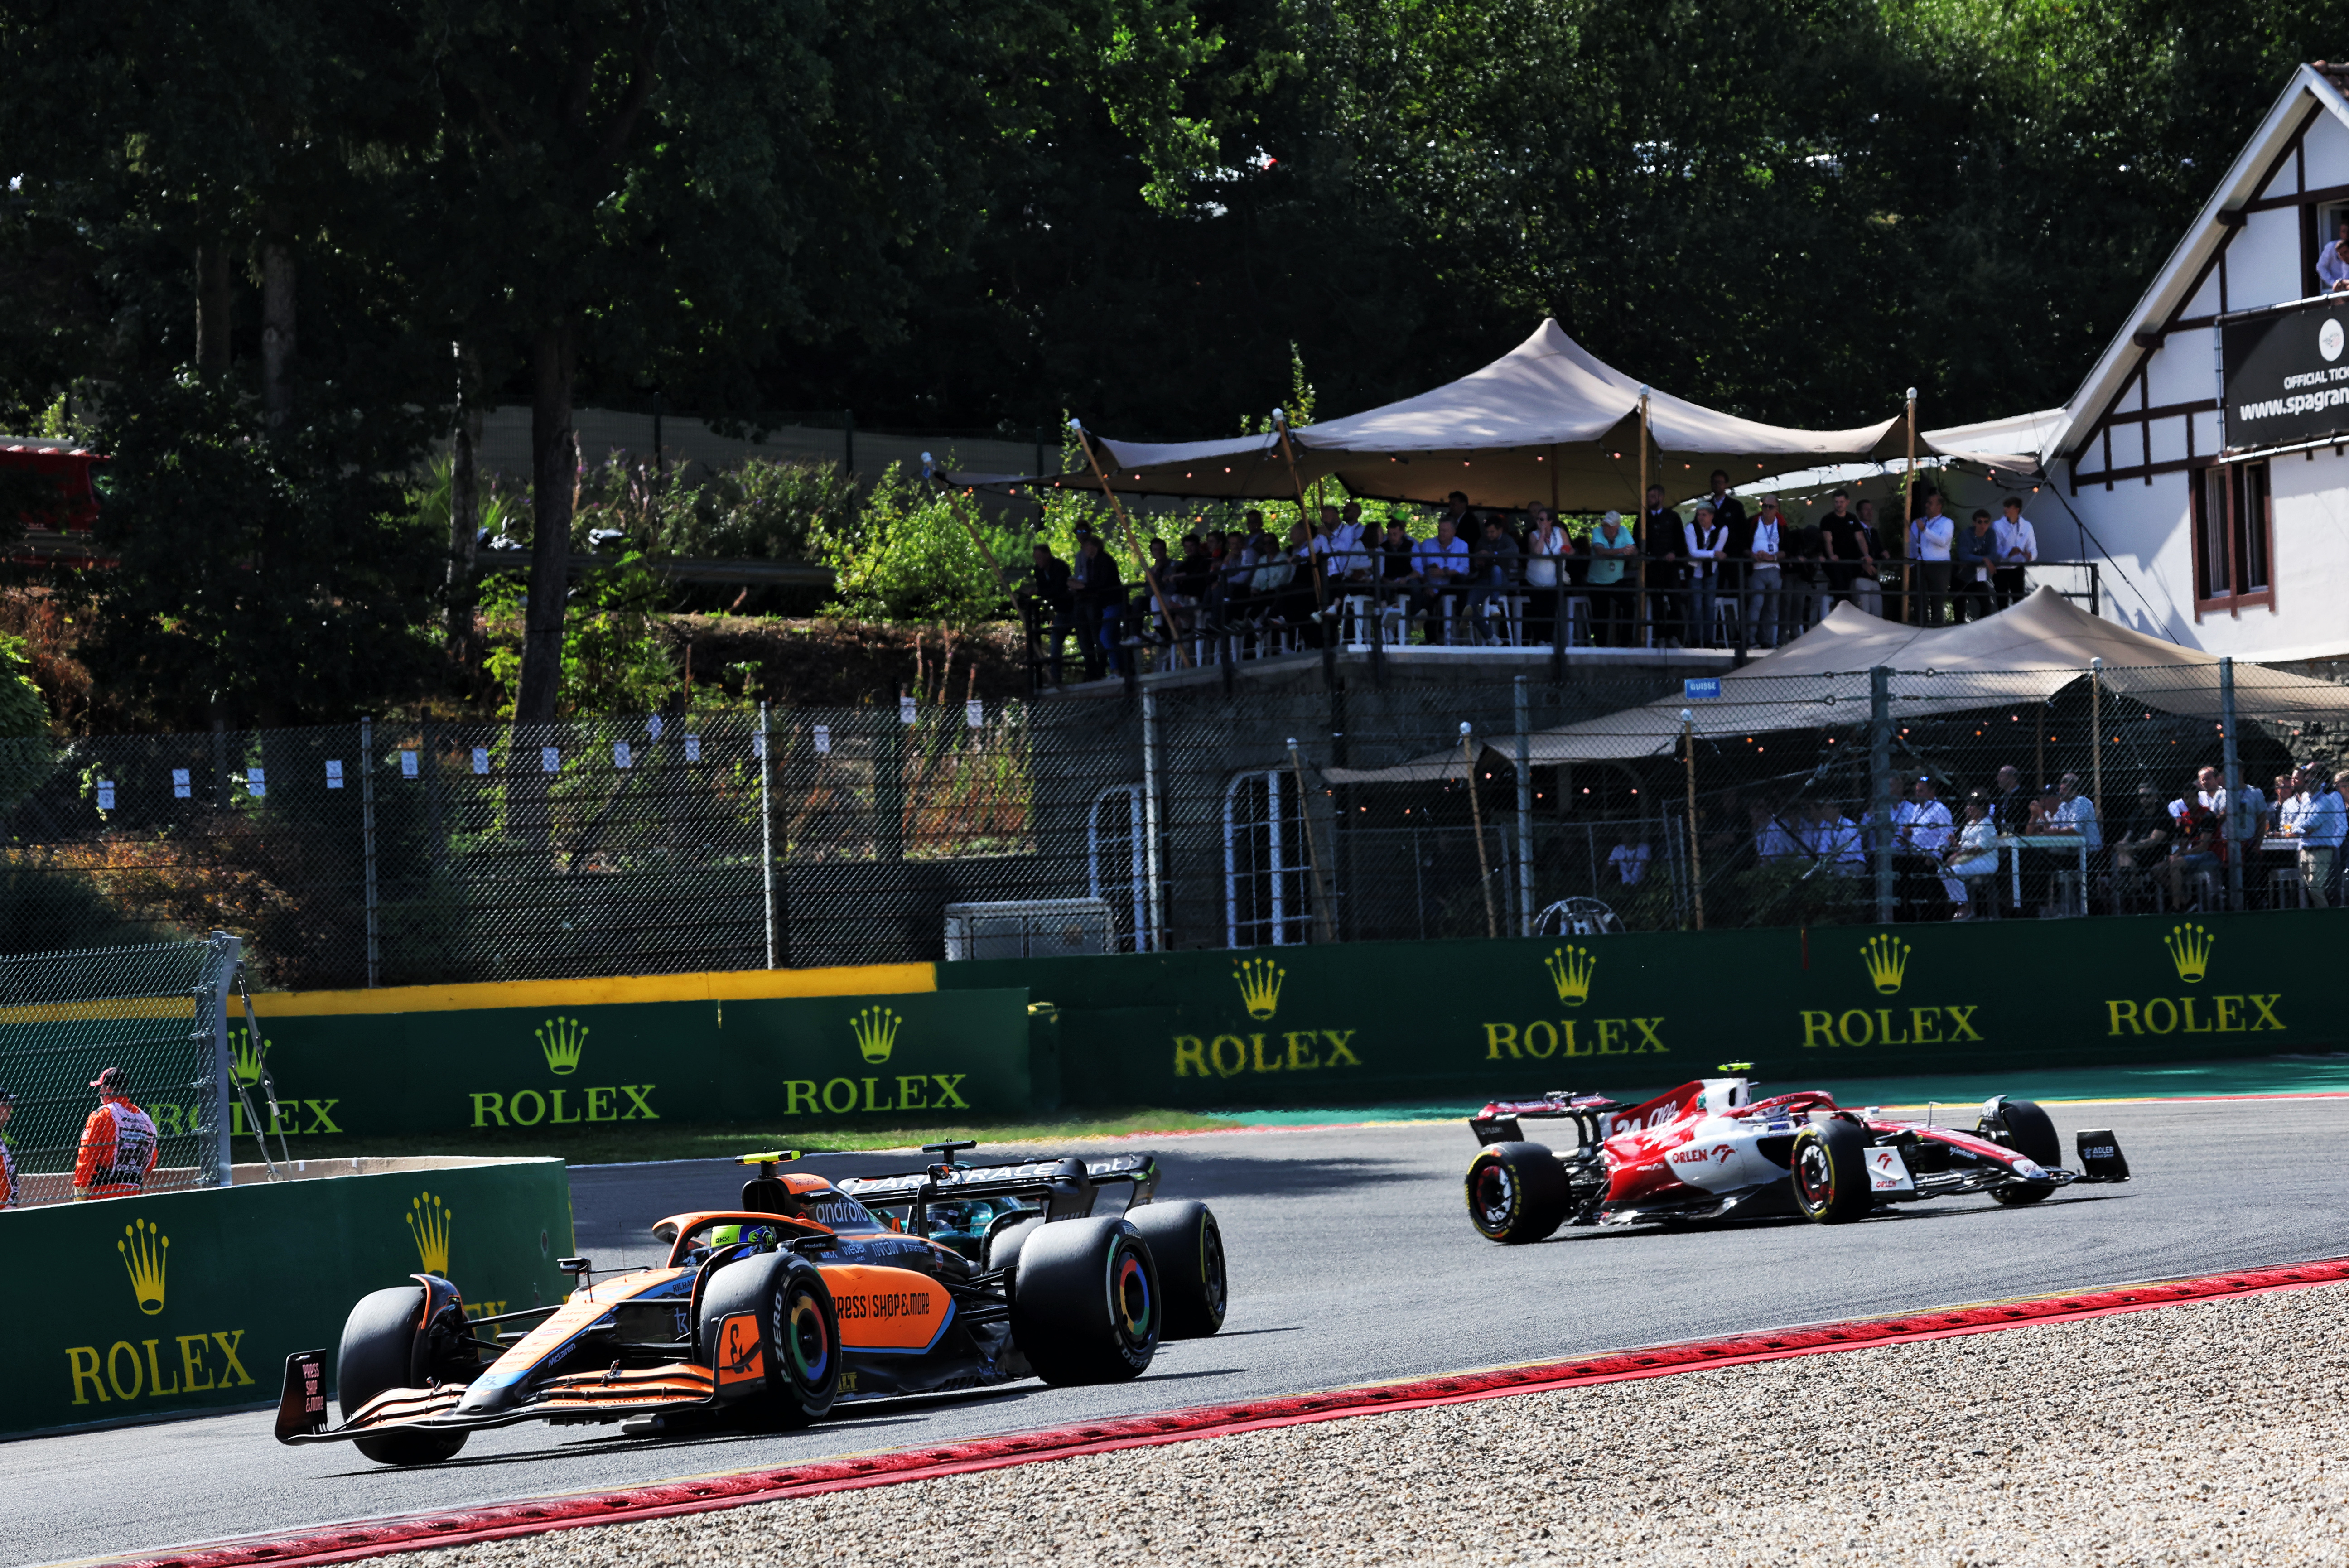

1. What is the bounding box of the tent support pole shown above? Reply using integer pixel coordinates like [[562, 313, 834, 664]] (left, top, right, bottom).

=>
[[1637, 390, 1652, 648], [2089, 657, 2104, 912], [1871, 667, 1895, 925], [1288, 738, 1336, 944], [1515, 676, 1535, 937], [1071, 420, 1187, 666], [1681, 709, 1703, 931], [1904, 387, 1919, 627], [1273, 409, 1332, 637], [1462, 725, 1497, 939], [2221, 656, 2243, 913]]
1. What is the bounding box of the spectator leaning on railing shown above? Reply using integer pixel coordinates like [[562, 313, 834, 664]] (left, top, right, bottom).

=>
[[1993, 496, 2038, 609], [2279, 767, 2346, 908], [1907, 491, 1956, 627], [1586, 510, 1637, 647]]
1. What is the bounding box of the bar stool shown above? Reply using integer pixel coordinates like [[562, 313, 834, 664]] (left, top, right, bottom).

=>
[[2269, 866, 2310, 909]]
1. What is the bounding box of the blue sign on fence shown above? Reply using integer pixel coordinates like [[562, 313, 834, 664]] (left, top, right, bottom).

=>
[[1683, 676, 1723, 700]]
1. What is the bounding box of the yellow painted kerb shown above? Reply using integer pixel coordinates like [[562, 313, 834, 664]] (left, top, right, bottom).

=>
[[228, 962, 938, 1018]]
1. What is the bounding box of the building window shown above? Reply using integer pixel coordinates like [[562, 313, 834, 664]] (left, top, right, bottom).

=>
[[1224, 770, 1312, 948], [2190, 460, 2273, 613], [1086, 784, 1153, 952]]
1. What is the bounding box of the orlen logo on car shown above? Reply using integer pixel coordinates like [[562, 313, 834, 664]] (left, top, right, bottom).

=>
[[1669, 1143, 1733, 1166]]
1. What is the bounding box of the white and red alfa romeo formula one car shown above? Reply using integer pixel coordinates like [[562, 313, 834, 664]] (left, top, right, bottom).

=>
[[1464, 1066, 2131, 1242]]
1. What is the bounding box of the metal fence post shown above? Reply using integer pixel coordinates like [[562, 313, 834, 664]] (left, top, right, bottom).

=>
[[203, 931, 240, 1186], [759, 701, 775, 969], [1142, 690, 1165, 952], [2221, 656, 2243, 912], [1514, 675, 1534, 936], [1871, 666, 1895, 924], [360, 716, 379, 987]]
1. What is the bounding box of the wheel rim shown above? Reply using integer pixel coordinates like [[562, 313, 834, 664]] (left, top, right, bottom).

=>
[[1112, 1243, 1153, 1344], [784, 1285, 830, 1387], [1794, 1140, 1835, 1210], [1472, 1162, 1518, 1230], [1199, 1220, 1228, 1319]]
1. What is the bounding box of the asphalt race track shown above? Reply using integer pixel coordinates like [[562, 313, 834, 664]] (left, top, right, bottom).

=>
[[16, 1097, 2349, 1567]]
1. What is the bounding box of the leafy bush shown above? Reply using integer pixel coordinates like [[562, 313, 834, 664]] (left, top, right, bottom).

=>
[[482, 554, 677, 718], [813, 463, 1028, 627]]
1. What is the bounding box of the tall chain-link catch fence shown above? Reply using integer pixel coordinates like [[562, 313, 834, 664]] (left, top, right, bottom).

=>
[[0, 934, 238, 1209], [0, 663, 2336, 998]]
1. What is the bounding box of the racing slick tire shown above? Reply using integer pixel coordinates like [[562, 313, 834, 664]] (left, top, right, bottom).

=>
[[1010, 1216, 1160, 1385], [1464, 1142, 1571, 1244], [1126, 1200, 1227, 1339], [1984, 1097, 2062, 1207], [338, 1286, 469, 1465], [1789, 1118, 1872, 1225], [984, 1216, 1044, 1274], [699, 1252, 840, 1428]]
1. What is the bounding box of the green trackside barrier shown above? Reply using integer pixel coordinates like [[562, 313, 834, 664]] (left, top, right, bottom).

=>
[[3, 1158, 573, 1438], [938, 909, 2349, 1110], [222, 978, 1037, 1140]]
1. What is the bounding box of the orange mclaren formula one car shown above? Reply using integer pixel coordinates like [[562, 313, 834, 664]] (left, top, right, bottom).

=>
[[1463, 1066, 2132, 1241], [275, 1145, 1227, 1464]]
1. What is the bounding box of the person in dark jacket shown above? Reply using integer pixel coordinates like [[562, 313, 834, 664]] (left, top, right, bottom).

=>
[[1070, 533, 1126, 679], [1018, 542, 1075, 686]]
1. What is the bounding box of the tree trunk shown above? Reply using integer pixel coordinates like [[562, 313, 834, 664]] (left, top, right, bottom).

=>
[[514, 320, 576, 723], [447, 343, 485, 651], [195, 243, 233, 371], [261, 239, 296, 425]]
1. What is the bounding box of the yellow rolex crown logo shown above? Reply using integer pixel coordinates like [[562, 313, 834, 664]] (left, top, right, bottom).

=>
[[1232, 957, 1285, 1020], [407, 1192, 453, 1277], [119, 1218, 167, 1316], [1546, 945, 1597, 1006], [2165, 922, 2214, 984], [851, 1005, 903, 1065], [536, 1015, 587, 1076], [1860, 935, 1911, 995], [230, 1026, 267, 1087]]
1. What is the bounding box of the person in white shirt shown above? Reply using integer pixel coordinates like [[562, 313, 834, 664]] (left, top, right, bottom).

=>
[[1892, 775, 1957, 912], [1607, 830, 1651, 887], [1906, 491, 1956, 627], [2320, 214, 2349, 294], [1684, 503, 1727, 647], [1944, 793, 2003, 917], [1325, 502, 1370, 579], [1751, 802, 1802, 861], [2278, 766, 2347, 907], [1746, 496, 1786, 648], [1522, 504, 1567, 646], [1992, 496, 2038, 610], [2050, 772, 2101, 849]]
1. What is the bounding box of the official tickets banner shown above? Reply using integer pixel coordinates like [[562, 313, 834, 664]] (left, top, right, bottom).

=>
[[2222, 297, 2349, 449]]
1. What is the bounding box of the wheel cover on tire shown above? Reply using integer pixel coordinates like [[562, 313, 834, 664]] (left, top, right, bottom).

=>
[[785, 1287, 830, 1388], [1473, 1163, 1518, 1230], [1794, 1142, 1835, 1210], [1199, 1224, 1228, 1319], [1111, 1245, 1153, 1345]]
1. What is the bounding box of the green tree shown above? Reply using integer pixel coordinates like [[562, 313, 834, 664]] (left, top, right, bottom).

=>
[[405, 0, 1220, 722], [80, 376, 444, 727]]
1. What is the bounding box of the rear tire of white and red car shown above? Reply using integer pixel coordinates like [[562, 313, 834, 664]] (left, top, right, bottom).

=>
[[1789, 1119, 1871, 1224], [1011, 1217, 1160, 1385], [338, 1285, 469, 1466], [1986, 1097, 2062, 1206], [1464, 1142, 1571, 1244]]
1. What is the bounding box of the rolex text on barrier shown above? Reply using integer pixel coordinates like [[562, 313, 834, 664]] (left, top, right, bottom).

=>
[[936, 910, 2342, 1110], [5, 1159, 571, 1438], [222, 983, 1035, 1138]]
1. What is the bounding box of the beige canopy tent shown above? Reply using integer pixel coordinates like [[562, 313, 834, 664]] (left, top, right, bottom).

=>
[[1049, 319, 1931, 511], [1325, 588, 2349, 782]]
